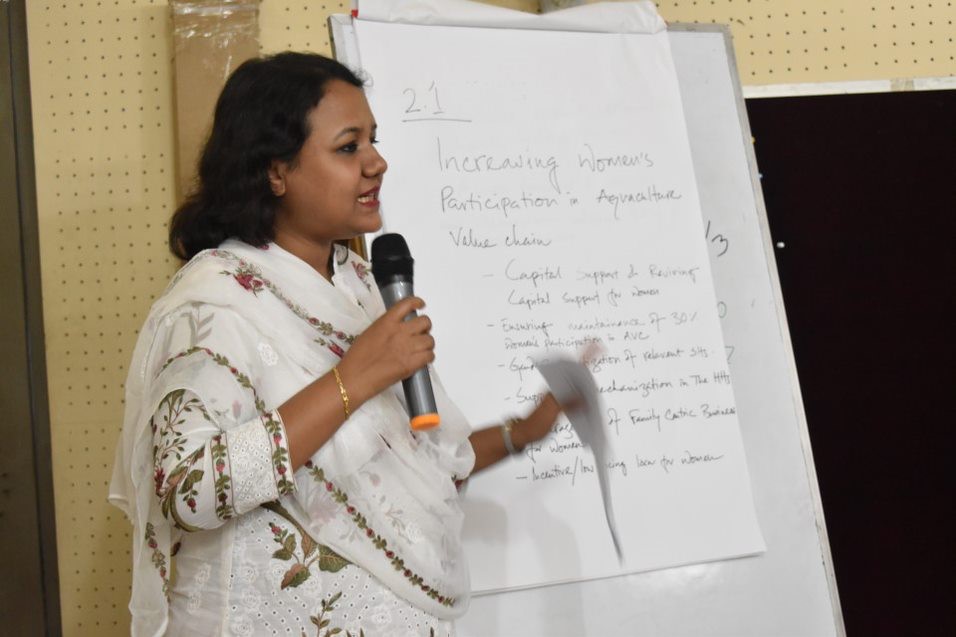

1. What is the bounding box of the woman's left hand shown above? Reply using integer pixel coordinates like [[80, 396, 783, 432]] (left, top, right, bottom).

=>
[[468, 393, 563, 474], [469, 345, 603, 474], [509, 393, 563, 451]]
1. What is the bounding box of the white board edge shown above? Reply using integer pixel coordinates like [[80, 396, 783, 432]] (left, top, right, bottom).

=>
[[677, 23, 849, 637]]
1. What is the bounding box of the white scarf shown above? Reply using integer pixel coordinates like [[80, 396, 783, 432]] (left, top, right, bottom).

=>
[[109, 240, 475, 635]]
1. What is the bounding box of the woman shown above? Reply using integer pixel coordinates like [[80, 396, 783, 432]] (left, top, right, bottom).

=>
[[109, 52, 562, 636]]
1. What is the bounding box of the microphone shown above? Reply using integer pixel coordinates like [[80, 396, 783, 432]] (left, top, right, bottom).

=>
[[370, 233, 441, 431]]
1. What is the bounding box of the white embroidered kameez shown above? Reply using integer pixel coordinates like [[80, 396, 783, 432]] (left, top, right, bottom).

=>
[[111, 241, 476, 637]]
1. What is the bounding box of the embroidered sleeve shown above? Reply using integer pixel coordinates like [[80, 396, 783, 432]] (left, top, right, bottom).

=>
[[151, 389, 296, 531], [227, 409, 295, 515]]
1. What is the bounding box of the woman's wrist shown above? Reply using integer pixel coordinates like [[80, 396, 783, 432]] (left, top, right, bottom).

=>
[[500, 417, 523, 455], [332, 358, 376, 414], [509, 393, 562, 451]]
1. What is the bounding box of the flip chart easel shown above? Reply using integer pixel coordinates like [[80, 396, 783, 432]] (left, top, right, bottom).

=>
[[330, 13, 844, 637]]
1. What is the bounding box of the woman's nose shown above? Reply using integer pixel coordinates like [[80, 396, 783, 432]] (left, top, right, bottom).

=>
[[364, 146, 387, 177]]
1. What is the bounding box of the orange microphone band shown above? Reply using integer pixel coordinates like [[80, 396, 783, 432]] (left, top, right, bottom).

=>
[[410, 413, 441, 431]]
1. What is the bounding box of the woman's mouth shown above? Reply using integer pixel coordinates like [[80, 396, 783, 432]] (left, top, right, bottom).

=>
[[357, 188, 379, 205]]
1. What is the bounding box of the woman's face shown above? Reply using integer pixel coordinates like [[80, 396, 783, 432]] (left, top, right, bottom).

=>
[[271, 79, 387, 247]]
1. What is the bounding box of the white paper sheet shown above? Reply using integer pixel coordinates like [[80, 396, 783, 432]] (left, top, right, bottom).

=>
[[352, 3, 765, 593], [535, 356, 622, 561]]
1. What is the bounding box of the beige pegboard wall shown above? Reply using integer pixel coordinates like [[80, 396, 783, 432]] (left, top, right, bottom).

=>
[[259, 1, 348, 53], [655, 0, 955, 83], [258, 1, 540, 52], [23, 0, 952, 634], [27, 0, 180, 633]]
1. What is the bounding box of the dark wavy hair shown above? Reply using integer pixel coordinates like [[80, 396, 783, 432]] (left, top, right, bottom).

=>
[[169, 52, 364, 260]]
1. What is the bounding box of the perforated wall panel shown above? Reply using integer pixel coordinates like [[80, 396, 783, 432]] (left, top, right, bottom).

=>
[[657, 0, 955, 83]]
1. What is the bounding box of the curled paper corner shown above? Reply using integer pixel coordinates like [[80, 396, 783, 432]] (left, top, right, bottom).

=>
[[354, 0, 666, 35]]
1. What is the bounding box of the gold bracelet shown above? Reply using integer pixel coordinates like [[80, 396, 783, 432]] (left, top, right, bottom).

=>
[[501, 417, 522, 455], [332, 366, 350, 418]]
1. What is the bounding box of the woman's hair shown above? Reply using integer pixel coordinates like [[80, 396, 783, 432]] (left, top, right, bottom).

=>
[[169, 52, 364, 260]]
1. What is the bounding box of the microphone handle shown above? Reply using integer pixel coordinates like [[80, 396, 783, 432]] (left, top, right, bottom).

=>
[[379, 280, 440, 430]]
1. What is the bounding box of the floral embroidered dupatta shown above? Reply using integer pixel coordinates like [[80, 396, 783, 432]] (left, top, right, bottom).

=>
[[109, 240, 475, 636]]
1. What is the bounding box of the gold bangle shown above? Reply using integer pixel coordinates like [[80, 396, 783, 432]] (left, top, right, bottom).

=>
[[332, 366, 350, 418], [501, 417, 522, 455]]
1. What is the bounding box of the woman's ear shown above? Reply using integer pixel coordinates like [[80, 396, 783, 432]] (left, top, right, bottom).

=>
[[268, 161, 288, 197]]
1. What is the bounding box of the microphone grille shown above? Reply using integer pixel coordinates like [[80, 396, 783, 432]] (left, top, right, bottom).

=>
[[371, 233, 414, 284]]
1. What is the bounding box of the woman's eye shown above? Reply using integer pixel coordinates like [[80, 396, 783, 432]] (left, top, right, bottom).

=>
[[338, 142, 358, 154]]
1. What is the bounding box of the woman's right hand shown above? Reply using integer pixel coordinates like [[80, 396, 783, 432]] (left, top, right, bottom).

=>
[[336, 296, 435, 408]]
